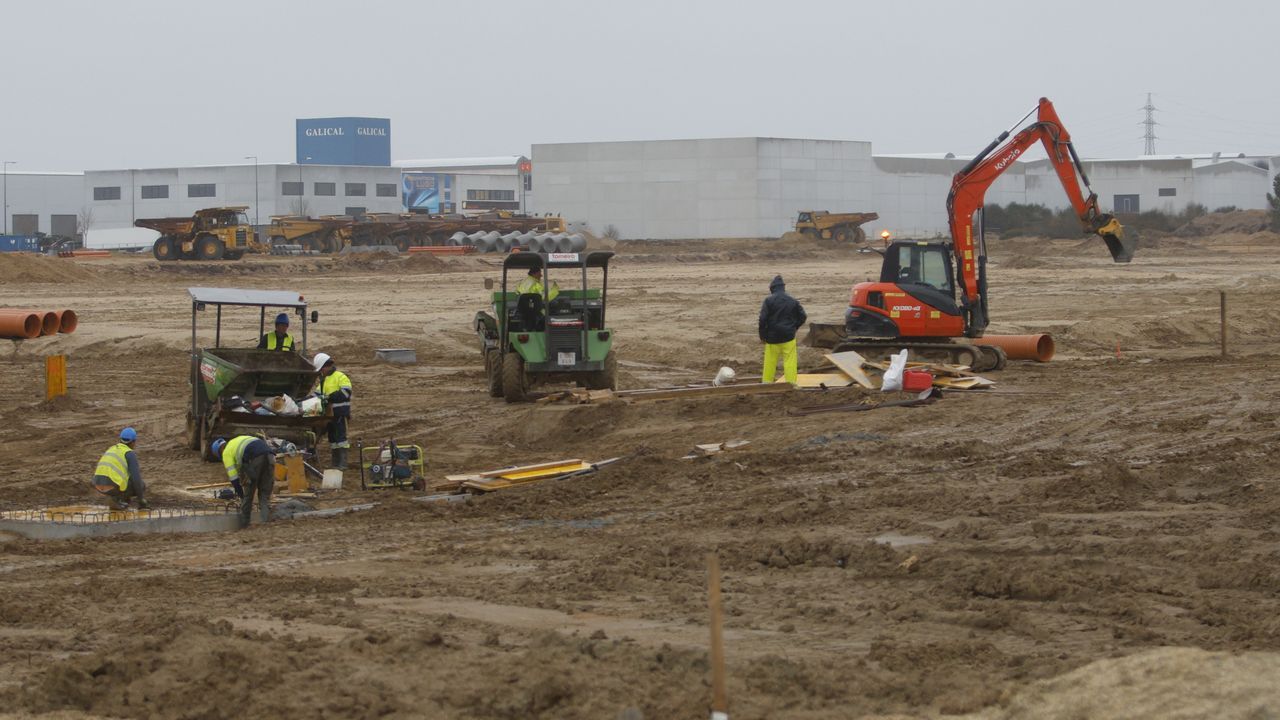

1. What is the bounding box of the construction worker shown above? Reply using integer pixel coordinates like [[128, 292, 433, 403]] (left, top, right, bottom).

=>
[[92, 427, 149, 510], [212, 436, 275, 527], [758, 274, 807, 385], [515, 266, 560, 302], [257, 312, 296, 351], [312, 352, 352, 469]]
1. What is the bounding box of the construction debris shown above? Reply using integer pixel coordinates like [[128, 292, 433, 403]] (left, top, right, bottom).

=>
[[427, 457, 621, 495], [788, 389, 939, 416], [682, 439, 750, 460], [822, 349, 995, 391]]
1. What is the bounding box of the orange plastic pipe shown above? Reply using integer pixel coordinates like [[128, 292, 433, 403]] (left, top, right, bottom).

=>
[[973, 333, 1055, 362], [56, 309, 78, 334], [0, 311, 42, 339], [37, 311, 58, 336]]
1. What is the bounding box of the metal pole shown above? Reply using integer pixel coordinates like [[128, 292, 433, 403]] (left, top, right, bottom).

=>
[[244, 156, 259, 226], [2, 161, 15, 234]]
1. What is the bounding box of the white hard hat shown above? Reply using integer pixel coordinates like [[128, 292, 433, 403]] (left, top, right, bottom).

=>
[[312, 353, 331, 371]]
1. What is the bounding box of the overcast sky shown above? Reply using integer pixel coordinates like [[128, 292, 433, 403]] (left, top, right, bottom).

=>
[[5, 0, 1278, 171]]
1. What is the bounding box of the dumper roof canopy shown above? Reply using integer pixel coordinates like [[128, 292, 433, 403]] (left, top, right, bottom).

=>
[[188, 287, 307, 309], [503, 251, 614, 271]]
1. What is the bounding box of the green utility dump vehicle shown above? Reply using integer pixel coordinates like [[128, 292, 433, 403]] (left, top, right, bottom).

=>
[[186, 287, 329, 461], [475, 251, 617, 402]]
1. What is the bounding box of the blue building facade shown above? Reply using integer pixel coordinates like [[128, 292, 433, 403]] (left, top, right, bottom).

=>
[[296, 118, 391, 166]]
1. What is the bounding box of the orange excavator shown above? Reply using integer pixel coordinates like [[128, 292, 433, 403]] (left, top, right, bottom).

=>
[[818, 97, 1135, 371]]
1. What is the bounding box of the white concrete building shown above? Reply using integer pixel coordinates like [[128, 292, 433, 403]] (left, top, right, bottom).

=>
[[393, 156, 530, 214], [83, 163, 403, 232], [531, 138, 873, 239], [2, 171, 85, 237]]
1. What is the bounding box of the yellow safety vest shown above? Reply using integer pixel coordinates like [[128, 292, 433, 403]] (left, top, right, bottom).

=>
[[515, 276, 560, 301], [265, 332, 295, 351], [94, 442, 132, 491], [322, 370, 352, 410], [222, 435, 258, 481]]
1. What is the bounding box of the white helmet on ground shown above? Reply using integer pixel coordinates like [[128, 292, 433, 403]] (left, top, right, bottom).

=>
[[312, 352, 331, 371]]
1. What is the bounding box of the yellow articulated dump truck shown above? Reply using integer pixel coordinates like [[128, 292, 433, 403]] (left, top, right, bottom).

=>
[[137, 206, 266, 261], [794, 210, 879, 243]]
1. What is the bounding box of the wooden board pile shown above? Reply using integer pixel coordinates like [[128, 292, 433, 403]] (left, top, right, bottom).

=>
[[811, 350, 995, 391], [428, 457, 621, 495]]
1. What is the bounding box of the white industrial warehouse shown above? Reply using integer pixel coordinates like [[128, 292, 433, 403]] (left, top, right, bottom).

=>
[[2, 117, 1277, 246]]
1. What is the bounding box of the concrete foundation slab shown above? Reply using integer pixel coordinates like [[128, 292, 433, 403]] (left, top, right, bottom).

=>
[[0, 505, 241, 540]]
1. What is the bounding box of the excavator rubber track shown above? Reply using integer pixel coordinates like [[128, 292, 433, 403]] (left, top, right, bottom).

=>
[[830, 339, 1006, 373]]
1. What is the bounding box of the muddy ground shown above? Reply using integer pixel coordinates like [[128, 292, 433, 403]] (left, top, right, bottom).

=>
[[1, 232, 1279, 719]]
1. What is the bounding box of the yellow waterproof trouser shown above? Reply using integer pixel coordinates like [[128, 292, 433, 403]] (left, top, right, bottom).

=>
[[762, 339, 798, 385]]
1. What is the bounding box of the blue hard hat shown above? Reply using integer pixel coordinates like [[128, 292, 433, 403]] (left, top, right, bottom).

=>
[[120, 427, 137, 442], [211, 437, 228, 456], [275, 313, 290, 326]]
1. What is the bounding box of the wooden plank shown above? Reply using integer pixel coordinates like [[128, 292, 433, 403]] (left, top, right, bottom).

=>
[[185, 481, 231, 491], [932, 376, 994, 389], [824, 351, 877, 389], [496, 462, 593, 481], [783, 373, 854, 389], [479, 459, 583, 478], [615, 382, 791, 402]]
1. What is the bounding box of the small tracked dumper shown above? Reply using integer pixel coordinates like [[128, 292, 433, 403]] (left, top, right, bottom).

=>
[[185, 287, 330, 461]]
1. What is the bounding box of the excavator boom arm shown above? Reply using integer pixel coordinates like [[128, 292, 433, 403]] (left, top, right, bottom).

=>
[[948, 97, 1134, 305]]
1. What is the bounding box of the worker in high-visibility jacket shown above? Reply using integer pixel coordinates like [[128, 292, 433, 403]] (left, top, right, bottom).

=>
[[515, 267, 560, 302], [212, 435, 275, 527], [92, 427, 149, 510], [257, 312, 297, 352], [312, 352, 353, 469]]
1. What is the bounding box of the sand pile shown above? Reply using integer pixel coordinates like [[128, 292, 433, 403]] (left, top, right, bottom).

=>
[[1175, 209, 1271, 237], [0, 253, 99, 283], [964, 647, 1280, 719]]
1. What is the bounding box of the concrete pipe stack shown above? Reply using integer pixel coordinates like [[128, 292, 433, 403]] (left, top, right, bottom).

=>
[[501, 231, 523, 252], [0, 308, 78, 340], [448, 231, 469, 247]]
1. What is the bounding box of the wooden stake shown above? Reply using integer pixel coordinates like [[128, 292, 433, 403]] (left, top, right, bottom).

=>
[[707, 553, 729, 719], [45, 355, 67, 401], [1220, 290, 1228, 358]]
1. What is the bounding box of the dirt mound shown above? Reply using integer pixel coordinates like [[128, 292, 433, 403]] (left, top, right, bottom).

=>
[[0, 254, 99, 283], [964, 647, 1280, 719], [403, 253, 448, 272], [1175, 209, 1271, 237]]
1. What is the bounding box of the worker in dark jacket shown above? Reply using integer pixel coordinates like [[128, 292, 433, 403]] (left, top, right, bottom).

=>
[[257, 313, 296, 351], [758, 275, 807, 385], [92, 427, 149, 511], [212, 435, 275, 527]]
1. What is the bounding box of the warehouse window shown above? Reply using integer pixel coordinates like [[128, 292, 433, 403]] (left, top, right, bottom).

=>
[[466, 189, 515, 202], [187, 183, 216, 198], [1158, 187, 1176, 197], [281, 181, 303, 196], [344, 206, 366, 216], [314, 182, 336, 196], [140, 184, 169, 199], [345, 183, 366, 197], [93, 186, 121, 201], [376, 183, 397, 197], [524, 174, 532, 192]]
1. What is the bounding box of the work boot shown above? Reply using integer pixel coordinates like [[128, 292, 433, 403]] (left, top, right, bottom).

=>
[[109, 499, 129, 511], [137, 499, 150, 510]]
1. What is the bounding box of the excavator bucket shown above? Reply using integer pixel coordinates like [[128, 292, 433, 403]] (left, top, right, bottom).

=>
[[1096, 217, 1135, 263]]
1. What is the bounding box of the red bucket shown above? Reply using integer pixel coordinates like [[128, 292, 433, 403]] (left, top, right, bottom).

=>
[[902, 370, 933, 392]]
